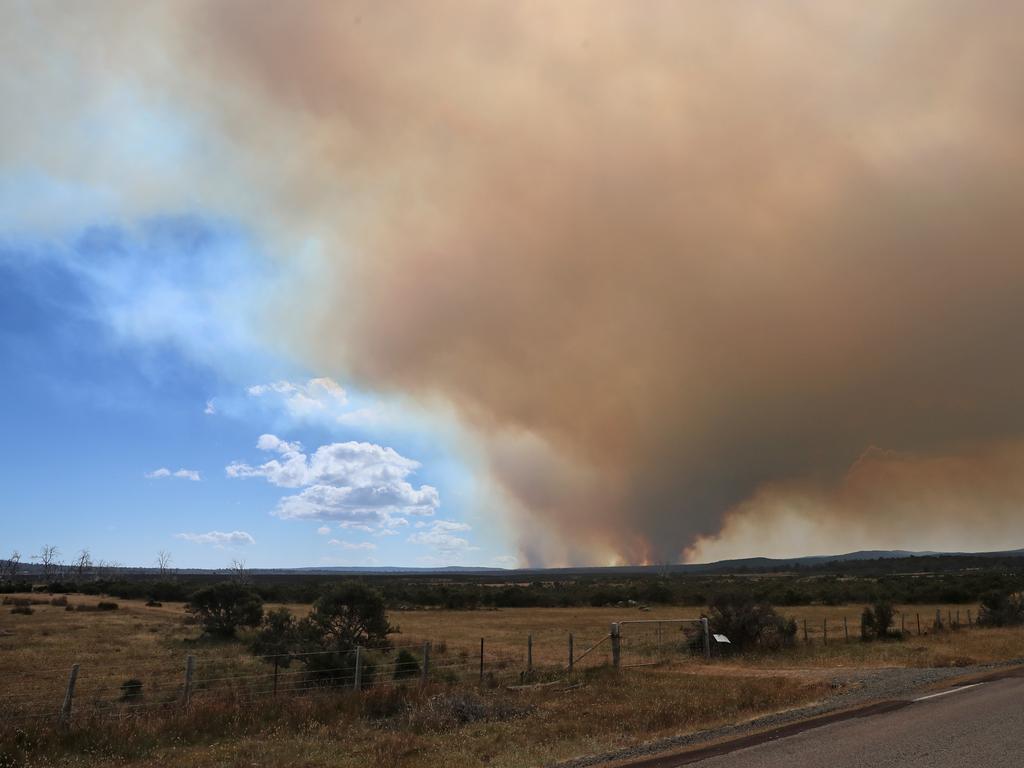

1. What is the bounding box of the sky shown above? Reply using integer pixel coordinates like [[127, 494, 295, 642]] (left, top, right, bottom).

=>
[[3, 2, 1024, 568]]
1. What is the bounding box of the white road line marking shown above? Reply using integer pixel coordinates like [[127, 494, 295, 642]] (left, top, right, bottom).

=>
[[913, 682, 984, 702]]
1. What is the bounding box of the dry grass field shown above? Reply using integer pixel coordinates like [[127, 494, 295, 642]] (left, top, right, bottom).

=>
[[2, 594, 1023, 767]]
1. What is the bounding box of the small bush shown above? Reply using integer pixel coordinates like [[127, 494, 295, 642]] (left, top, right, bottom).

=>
[[186, 582, 263, 638], [145, 600, 163, 607], [75, 604, 98, 612], [978, 590, 1024, 627], [97, 602, 119, 611], [49, 596, 67, 607], [65, 604, 74, 611], [861, 602, 900, 641], [119, 678, 143, 702], [708, 594, 795, 651], [393, 649, 421, 680], [10, 605, 32, 615]]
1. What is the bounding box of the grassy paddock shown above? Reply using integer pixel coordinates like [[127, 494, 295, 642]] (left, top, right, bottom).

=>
[[2, 594, 1022, 767]]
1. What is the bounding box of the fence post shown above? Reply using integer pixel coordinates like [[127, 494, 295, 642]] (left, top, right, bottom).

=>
[[701, 617, 710, 661], [354, 647, 363, 691], [901, 614, 905, 635], [843, 616, 849, 642], [421, 642, 430, 687], [479, 637, 485, 683], [956, 609, 960, 629], [527, 634, 533, 673], [935, 609, 942, 631], [611, 623, 621, 668], [803, 619, 809, 644], [183, 654, 195, 707], [917, 613, 921, 635], [948, 609, 953, 629], [568, 633, 574, 672], [823, 619, 827, 646], [967, 609, 973, 627], [59, 663, 79, 727], [273, 656, 280, 697]]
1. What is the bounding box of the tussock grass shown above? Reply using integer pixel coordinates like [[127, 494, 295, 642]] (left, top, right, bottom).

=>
[[0, 669, 825, 768]]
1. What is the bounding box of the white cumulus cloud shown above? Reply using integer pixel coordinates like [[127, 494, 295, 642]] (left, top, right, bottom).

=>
[[146, 468, 201, 481], [175, 530, 255, 546], [227, 435, 439, 531]]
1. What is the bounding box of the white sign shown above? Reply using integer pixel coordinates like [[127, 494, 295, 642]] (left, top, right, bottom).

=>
[[713, 634, 731, 644]]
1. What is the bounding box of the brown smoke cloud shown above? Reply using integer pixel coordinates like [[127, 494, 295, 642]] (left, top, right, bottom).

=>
[[9, 2, 1024, 563]]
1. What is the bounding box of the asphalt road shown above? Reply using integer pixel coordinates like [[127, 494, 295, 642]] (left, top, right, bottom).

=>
[[689, 677, 1024, 768]]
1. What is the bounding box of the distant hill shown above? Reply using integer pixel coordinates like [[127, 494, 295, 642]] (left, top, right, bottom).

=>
[[9, 547, 1024, 578]]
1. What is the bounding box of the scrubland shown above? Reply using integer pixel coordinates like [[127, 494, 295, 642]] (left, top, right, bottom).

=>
[[2, 594, 1022, 767]]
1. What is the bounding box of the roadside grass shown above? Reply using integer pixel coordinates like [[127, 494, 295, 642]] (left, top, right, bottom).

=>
[[0, 667, 826, 768]]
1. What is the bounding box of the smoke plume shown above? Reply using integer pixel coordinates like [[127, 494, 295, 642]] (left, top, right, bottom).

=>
[[8, 2, 1024, 562]]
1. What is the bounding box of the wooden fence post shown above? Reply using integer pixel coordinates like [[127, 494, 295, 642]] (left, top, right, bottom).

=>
[[935, 609, 942, 631], [527, 634, 533, 673], [843, 616, 849, 642], [183, 655, 195, 707], [421, 642, 430, 687], [803, 619, 809, 644], [273, 656, 280, 697], [59, 663, 79, 727], [901, 614, 905, 635], [479, 637, 485, 683], [611, 623, 621, 668], [568, 633, 574, 672], [701, 617, 710, 661], [823, 619, 828, 646], [956, 609, 960, 629], [917, 613, 921, 635], [354, 647, 363, 691], [967, 609, 973, 627]]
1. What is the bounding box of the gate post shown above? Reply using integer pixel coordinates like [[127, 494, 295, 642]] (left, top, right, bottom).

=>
[[701, 617, 710, 661], [610, 623, 621, 669]]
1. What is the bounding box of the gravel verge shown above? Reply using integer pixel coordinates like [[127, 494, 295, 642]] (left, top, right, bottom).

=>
[[552, 658, 1024, 768]]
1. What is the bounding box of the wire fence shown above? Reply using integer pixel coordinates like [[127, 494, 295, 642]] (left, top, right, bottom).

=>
[[0, 607, 991, 726]]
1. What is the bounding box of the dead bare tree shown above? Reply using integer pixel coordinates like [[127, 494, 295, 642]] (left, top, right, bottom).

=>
[[93, 559, 121, 580], [74, 549, 92, 580], [0, 550, 20, 581], [157, 550, 173, 577], [33, 545, 60, 581], [231, 558, 249, 584]]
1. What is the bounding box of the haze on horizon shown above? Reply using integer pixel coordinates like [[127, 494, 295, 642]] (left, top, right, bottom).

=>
[[3, 1, 1024, 569]]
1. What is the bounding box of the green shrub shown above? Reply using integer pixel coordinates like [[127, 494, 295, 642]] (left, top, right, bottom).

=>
[[10, 605, 32, 615], [97, 601, 119, 611], [186, 582, 263, 638], [393, 649, 421, 680], [860, 602, 899, 641], [119, 679, 143, 702], [708, 594, 794, 651], [978, 590, 1024, 627]]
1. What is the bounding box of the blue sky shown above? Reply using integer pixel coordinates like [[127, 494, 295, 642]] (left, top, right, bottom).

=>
[[0, 216, 513, 570]]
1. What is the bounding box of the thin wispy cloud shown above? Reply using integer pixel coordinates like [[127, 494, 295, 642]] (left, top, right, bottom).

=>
[[175, 530, 255, 546], [146, 468, 201, 481]]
